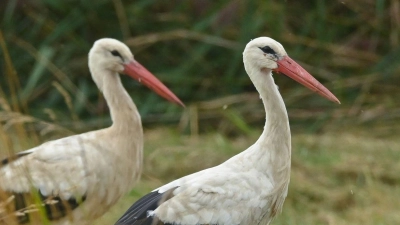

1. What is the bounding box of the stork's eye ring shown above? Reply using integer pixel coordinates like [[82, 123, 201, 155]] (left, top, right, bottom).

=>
[[259, 46, 276, 55], [111, 50, 122, 58]]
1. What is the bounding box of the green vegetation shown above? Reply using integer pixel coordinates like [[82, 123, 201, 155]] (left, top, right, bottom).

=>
[[97, 128, 400, 225], [1, 0, 399, 224], [1, 0, 399, 133]]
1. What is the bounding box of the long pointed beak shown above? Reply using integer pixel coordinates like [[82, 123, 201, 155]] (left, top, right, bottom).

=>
[[274, 56, 340, 104], [123, 60, 184, 107]]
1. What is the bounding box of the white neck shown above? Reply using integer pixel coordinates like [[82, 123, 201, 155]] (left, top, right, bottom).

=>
[[242, 66, 291, 181], [91, 70, 144, 191], [94, 70, 142, 131]]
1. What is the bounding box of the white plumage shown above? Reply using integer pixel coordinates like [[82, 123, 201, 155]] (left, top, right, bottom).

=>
[[115, 37, 339, 225], [0, 38, 183, 225]]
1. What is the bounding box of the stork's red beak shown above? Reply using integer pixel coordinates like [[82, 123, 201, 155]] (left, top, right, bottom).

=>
[[274, 56, 340, 104], [123, 60, 184, 107]]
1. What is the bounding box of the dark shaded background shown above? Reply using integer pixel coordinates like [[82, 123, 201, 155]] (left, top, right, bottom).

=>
[[1, 0, 399, 137]]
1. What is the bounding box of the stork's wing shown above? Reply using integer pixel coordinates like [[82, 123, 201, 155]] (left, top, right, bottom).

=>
[[0, 134, 98, 223], [115, 165, 284, 225], [114, 189, 176, 225], [114, 168, 212, 225], [1, 150, 32, 166]]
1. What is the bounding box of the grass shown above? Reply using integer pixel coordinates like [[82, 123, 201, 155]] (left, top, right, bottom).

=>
[[94, 127, 400, 225]]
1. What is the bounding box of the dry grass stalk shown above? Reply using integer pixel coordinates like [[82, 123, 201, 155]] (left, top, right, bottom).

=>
[[112, 0, 131, 40], [9, 36, 97, 114], [125, 29, 241, 50], [52, 82, 78, 122], [0, 111, 73, 138]]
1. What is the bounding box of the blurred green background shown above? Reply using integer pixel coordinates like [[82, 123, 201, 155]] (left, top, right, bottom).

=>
[[1, 0, 399, 224]]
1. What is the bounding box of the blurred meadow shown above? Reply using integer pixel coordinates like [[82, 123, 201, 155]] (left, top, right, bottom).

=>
[[0, 0, 399, 224]]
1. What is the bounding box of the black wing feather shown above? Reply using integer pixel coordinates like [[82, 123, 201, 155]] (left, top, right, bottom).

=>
[[115, 188, 177, 225], [1, 191, 86, 224], [40, 192, 87, 221], [1, 151, 32, 166]]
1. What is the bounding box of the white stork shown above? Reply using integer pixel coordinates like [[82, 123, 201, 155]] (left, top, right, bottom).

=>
[[114, 37, 340, 225], [0, 38, 183, 225]]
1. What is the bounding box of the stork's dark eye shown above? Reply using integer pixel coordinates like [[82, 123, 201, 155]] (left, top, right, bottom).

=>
[[259, 46, 276, 55], [111, 50, 122, 58]]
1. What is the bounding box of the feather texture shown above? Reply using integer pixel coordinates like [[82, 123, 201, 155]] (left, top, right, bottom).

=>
[[1, 129, 142, 224], [1, 151, 32, 166], [115, 190, 175, 225]]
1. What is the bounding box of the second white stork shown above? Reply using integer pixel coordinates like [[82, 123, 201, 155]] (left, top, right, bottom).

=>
[[114, 37, 340, 225], [0, 38, 183, 224]]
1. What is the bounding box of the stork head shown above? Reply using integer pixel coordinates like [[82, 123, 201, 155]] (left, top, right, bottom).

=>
[[88, 38, 184, 107], [243, 37, 340, 104]]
